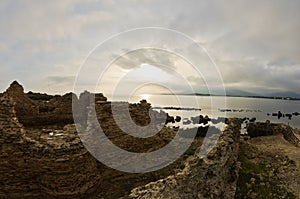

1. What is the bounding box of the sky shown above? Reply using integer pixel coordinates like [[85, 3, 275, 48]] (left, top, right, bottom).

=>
[[0, 0, 300, 97]]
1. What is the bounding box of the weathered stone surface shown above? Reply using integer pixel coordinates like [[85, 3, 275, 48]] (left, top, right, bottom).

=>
[[4, 82, 300, 198], [235, 137, 299, 198], [0, 97, 101, 199], [247, 121, 300, 147], [125, 119, 242, 199], [2, 81, 39, 124], [0, 85, 180, 198]]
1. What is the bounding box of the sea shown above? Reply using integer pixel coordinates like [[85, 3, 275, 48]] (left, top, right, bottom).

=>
[[110, 94, 300, 129]]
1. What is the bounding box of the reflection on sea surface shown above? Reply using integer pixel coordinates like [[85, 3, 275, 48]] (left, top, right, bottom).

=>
[[110, 94, 300, 129]]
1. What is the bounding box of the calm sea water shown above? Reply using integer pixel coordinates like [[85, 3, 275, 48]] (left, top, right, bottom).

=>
[[110, 95, 300, 129]]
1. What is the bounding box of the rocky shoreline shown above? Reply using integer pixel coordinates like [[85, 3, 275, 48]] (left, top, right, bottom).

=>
[[1, 81, 300, 198]]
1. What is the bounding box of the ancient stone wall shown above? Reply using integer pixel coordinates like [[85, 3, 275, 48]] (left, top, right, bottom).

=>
[[125, 119, 242, 199], [247, 121, 300, 147], [0, 97, 40, 198], [2, 81, 39, 125], [0, 96, 101, 199], [32, 93, 75, 127], [2, 82, 108, 127]]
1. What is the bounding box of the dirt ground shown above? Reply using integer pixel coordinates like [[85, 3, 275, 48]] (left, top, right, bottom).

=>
[[236, 134, 300, 198]]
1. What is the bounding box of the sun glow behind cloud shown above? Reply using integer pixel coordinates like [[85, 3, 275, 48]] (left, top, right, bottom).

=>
[[0, 0, 299, 96]]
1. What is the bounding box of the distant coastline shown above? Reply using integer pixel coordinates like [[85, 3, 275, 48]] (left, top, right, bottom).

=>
[[160, 93, 300, 101]]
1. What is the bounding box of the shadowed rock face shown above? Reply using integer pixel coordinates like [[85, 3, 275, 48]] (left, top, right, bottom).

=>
[[2, 81, 71, 127], [124, 119, 242, 199], [5, 82, 299, 198], [2, 82, 108, 127], [3, 81, 39, 124], [0, 82, 181, 198], [0, 97, 101, 199], [0, 82, 243, 198], [247, 121, 300, 147]]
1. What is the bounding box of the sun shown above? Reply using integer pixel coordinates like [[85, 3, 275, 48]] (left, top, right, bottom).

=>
[[141, 94, 151, 101]]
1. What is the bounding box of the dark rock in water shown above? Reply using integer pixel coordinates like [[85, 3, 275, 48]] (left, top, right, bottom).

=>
[[191, 115, 211, 125], [165, 113, 175, 124], [182, 118, 191, 125], [152, 106, 201, 111], [285, 113, 292, 120], [211, 117, 227, 124], [278, 111, 283, 119], [272, 111, 284, 119], [293, 112, 299, 116], [249, 117, 256, 122], [219, 108, 232, 112], [175, 116, 181, 123], [267, 113, 270, 116]]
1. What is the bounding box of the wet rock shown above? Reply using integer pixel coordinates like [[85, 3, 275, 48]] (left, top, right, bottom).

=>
[[211, 117, 227, 124], [191, 115, 211, 125], [278, 111, 283, 119], [285, 113, 292, 120], [249, 117, 256, 123], [165, 113, 175, 124], [183, 118, 191, 125], [175, 116, 181, 123]]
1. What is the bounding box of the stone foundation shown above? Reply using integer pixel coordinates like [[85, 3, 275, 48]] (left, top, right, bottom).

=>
[[0, 97, 101, 199]]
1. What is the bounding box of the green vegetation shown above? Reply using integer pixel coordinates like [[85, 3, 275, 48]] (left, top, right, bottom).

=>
[[235, 144, 296, 199], [184, 148, 196, 156]]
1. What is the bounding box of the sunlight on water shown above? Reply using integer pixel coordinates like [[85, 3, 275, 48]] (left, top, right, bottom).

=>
[[125, 95, 300, 129]]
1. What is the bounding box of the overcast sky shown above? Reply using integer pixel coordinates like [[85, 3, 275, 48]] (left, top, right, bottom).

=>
[[1, 0, 299, 97]]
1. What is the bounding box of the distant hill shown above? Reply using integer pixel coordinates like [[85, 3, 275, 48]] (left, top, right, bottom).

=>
[[225, 89, 300, 99], [265, 91, 300, 99], [224, 89, 259, 97], [174, 89, 300, 100]]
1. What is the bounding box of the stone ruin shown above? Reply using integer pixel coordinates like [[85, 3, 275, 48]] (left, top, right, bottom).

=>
[[3, 81, 298, 198], [247, 121, 300, 147], [0, 81, 180, 198], [2, 81, 108, 127], [124, 119, 242, 199], [0, 97, 101, 198]]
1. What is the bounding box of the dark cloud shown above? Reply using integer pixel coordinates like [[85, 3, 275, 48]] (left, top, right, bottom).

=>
[[113, 48, 179, 74], [0, 0, 299, 94], [47, 76, 75, 84]]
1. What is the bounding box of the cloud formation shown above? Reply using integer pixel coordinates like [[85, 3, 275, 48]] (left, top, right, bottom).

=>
[[0, 0, 299, 95]]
